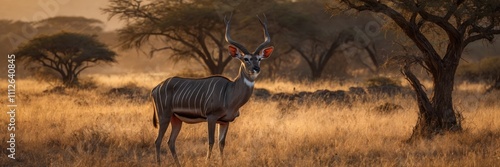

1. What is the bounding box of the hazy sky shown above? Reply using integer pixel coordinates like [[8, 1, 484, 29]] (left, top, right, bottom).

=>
[[0, 0, 123, 31], [1, 0, 498, 58]]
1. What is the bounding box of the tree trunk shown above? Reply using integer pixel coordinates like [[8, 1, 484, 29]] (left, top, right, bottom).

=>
[[311, 69, 322, 81], [431, 69, 461, 131], [208, 65, 225, 75], [62, 73, 79, 87], [404, 66, 462, 140]]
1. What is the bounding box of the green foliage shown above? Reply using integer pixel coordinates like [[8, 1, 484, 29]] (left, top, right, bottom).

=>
[[14, 32, 117, 87], [458, 56, 500, 82]]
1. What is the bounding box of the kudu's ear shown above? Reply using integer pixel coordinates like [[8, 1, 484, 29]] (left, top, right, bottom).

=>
[[228, 45, 241, 58], [260, 46, 274, 58]]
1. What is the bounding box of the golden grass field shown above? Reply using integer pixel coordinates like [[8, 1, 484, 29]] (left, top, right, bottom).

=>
[[1, 73, 499, 166]]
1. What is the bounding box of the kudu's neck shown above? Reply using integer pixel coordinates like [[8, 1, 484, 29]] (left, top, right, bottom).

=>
[[234, 63, 255, 88], [226, 63, 254, 107]]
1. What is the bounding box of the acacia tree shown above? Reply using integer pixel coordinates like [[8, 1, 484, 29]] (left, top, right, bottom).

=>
[[337, 0, 500, 139], [274, 1, 379, 80], [290, 32, 353, 80], [103, 0, 239, 75], [14, 32, 116, 87]]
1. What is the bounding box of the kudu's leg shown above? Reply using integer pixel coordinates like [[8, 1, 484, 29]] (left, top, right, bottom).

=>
[[155, 113, 171, 164], [218, 123, 229, 164], [168, 116, 182, 167], [206, 116, 218, 160]]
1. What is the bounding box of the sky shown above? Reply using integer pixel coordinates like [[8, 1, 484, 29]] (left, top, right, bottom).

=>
[[1, 0, 498, 59], [0, 0, 124, 31]]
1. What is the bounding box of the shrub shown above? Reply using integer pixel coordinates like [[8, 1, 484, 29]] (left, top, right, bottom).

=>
[[366, 76, 401, 87], [366, 77, 403, 96], [107, 82, 149, 101], [458, 57, 500, 81], [458, 56, 500, 92], [372, 102, 403, 114]]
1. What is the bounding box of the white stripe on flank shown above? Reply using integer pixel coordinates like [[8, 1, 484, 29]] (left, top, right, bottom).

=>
[[157, 81, 165, 114], [179, 81, 192, 107], [201, 79, 215, 114], [181, 81, 193, 107], [162, 79, 174, 108], [187, 81, 201, 110], [194, 80, 207, 113], [218, 82, 226, 107], [168, 79, 181, 106], [174, 81, 188, 106], [203, 80, 221, 116]]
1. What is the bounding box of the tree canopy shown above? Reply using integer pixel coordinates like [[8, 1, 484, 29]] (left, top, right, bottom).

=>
[[103, 0, 240, 75], [14, 32, 117, 86], [103, 0, 382, 79]]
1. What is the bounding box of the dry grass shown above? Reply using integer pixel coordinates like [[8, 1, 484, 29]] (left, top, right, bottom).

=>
[[1, 75, 499, 166]]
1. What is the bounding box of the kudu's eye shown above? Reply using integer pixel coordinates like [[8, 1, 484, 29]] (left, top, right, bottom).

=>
[[243, 58, 249, 62]]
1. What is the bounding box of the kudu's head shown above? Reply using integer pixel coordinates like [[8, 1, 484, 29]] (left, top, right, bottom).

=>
[[225, 15, 274, 80]]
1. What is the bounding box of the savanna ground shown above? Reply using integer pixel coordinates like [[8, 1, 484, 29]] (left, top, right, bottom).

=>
[[1, 73, 499, 166]]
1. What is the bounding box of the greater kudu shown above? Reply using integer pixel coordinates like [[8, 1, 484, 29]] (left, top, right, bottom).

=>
[[151, 15, 274, 166]]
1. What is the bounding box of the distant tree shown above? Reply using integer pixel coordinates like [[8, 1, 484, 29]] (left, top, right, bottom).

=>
[[103, 0, 381, 78], [14, 32, 117, 87], [2, 16, 104, 51], [275, 1, 379, 80], [290, 32, 354, 80], [2, 17, 107, 79], [337, 0, 500, 139]]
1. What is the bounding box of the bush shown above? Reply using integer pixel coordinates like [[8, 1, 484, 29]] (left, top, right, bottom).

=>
[[366, 77, 403, 96], [106, 82, 149, 101], [366, 76, 401, 87], [458, 56, 500, 92], [458, 56, 500, 82], [372, 102, 403, 114]]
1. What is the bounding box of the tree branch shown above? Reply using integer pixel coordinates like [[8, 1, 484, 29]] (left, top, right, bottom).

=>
[[417, 8, 461, 44], [165, 33, 206, 60], [341, 0, 442, 73], [464, 29, 500, 45], [149, 46, 183, 57], [75, 64, 95, 76], [401, 64, 436, 129], [443, 1, 462, 21], [39, 60, 66, 77]]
